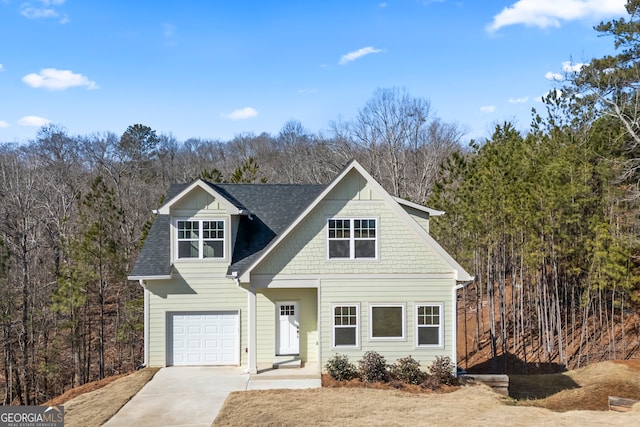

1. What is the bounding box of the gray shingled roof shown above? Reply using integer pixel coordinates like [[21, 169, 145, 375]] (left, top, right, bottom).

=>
[[215, 184, 325, 275], [129, 214, 172, 278], [129, 182, 325, 279]]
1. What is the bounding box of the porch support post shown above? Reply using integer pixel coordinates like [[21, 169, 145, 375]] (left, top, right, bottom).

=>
[[247, 288, 258, 374], [316, 284, 322, 374]]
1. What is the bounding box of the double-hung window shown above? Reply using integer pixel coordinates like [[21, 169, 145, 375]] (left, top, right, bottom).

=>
[[327, 218, 377, 259], [176, 219, 225, 259], [369, 304, 405, 340], [416, 304, 443, 347], [332, 305, 359, 347]]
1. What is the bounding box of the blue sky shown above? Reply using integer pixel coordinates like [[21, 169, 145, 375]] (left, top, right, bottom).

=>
[[0, 0, 629, 144]]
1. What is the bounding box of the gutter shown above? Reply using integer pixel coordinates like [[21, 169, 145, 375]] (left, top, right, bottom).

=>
[[455, 277, 475, 290]]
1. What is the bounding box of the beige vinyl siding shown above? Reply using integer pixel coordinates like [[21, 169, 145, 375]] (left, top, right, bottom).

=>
[[253, 200, 450, 276], [255, 288, 318, 366], [169, 187, 234, 265], [172, 261, 230, 277], [146, 275, 247, 367], [402, 206, 431, 234], [319, 278, 455, 369]]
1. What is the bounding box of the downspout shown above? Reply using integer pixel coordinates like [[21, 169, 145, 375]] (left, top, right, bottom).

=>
[[139, 279, 149, 368], [316, 281, 322, 375], [453, 279, 474, 376]]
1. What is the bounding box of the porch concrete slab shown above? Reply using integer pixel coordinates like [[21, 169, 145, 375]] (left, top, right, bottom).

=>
[[103, 366, 249, 427], [246, 378, 321, 390]]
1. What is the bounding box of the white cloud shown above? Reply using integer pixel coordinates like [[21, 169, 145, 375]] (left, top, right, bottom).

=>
[[562, 61, 585, 72], [487, 0, 627, 32], [21, 6, 57, 19], [18, 115, 51, 127], [0, 64, 3, 71], [536, 88, 564, 102], [20, 0, 69, 23], [480, 105, 496, 113], [508, 97, 529, 103], [220, 107, 258, 120], [0, 120, 9, 128], [22, 68, 98, 90], [546, 61, 586, 80], [545, 71, 563, 81], [339, 47, 383, 65]]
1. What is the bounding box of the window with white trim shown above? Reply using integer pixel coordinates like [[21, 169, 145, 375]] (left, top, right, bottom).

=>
[[332, 305, 359, 347], [369, 304, 405, 340], [176, 219, 225, 259], [327, 218, 377, 259], [416, 304, 443, 347]]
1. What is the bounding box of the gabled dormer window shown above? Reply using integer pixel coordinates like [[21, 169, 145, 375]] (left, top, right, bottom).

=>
[[327, 218, 377, 259], [176, 219, 225, 259]]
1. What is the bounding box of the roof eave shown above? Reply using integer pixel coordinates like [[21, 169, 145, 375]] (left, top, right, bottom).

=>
[[127, 273, 172, 281], [393, 197, 445, 216]]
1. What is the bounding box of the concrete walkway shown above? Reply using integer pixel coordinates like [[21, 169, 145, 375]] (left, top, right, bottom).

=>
[[103, 366, 320, 427]]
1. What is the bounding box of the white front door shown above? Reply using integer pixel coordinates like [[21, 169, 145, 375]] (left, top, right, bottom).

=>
[[276, 301, 299, 355]]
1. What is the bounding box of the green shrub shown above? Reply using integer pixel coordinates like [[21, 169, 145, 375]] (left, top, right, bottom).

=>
[[358, 351, 388, 383], [325, 354, 358, 381], [390, 355, 426, 385], [428, 356, 456, 386]]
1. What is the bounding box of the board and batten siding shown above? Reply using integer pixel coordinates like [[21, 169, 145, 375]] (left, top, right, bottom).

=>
[[171, 186, 226, 212], [255, 288, 318, 367], [319, 278, 456, 368], [146, 272, 248, 367]]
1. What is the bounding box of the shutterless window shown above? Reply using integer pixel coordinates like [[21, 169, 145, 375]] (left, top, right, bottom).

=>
[[416, 304, 442, 346], [176, 220, 224, 259], [333, 305, 358, 347], [354, 219, 376, 258], [370, 305, 405, 340], [328, 218, 376, 259], [202, 221, 224, 258]]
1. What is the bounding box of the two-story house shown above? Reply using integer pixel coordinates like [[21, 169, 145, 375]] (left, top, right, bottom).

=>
[[128, 160, 473, 374]]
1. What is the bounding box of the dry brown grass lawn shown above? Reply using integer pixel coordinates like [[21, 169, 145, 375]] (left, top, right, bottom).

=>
[[213, 361, 640, 427], [48, 368, 158, 427], [512, 360, 640, 411]]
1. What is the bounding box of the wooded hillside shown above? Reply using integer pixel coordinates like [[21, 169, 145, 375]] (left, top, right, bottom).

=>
[[2, 2, 640, 405]]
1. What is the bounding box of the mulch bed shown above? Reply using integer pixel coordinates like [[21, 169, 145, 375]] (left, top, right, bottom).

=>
[[321, 374, 459, 394]]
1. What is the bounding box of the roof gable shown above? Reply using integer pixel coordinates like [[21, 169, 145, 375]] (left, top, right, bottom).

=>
[[157, 179, 244, 215], [238, 160, 472, 281]]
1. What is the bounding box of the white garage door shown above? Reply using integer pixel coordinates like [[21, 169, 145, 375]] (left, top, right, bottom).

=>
[[170, 312, 239, 366]]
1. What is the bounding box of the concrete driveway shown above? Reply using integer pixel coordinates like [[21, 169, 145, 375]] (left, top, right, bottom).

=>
[[103, 366, 249, 427], [103, 366, 321, 427]]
